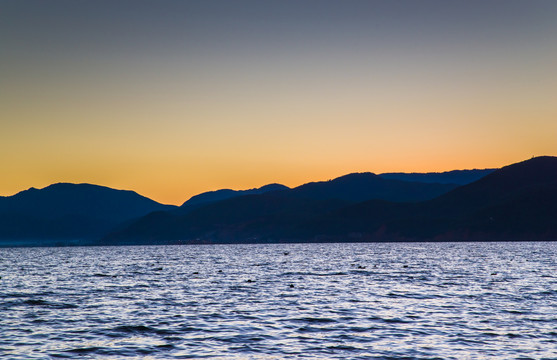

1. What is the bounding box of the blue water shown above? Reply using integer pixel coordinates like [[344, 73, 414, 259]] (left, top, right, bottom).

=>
[[1, 242, 556, 359]]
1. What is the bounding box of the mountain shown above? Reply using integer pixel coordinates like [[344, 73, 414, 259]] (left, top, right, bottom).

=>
[[5, 158, 552, 246], [179, 183, 289, 212], [307, 156, 557, 241], [101, 172, 461, 244], [288, 172, 458, 202], [103, 156, 557, 244], [0, 183, 175, 246], [379, 169, 495, 185], [100, 193, 349, 245]]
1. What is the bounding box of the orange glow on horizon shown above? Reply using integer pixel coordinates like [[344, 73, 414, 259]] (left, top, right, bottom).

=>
[[2, 1, 556, 205]]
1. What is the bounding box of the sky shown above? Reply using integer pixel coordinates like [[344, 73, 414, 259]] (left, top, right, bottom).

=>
[[2, 0, 556, 205]]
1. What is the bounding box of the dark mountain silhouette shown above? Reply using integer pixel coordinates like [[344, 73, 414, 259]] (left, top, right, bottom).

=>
[[101, 172, 465, 244], [305, 156, 557, 241], [288, 172, 458, 202], [103, 156, 557, 244], [4, 158, 554, 246], [0, 183, 175, 246], [183, 169, 487, 210], [379, 168, 495, 185], [179, 183, 289, 212], [100, 193, 350, 245], [175, 173, 455, 217]]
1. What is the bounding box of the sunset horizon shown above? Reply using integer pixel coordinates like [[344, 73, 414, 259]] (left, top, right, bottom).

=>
[[2, 1, 556, 204], [1, 154, 545, 206]]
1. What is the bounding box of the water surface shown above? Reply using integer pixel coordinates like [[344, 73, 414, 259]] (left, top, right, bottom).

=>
[[1, 242, 556, 359]]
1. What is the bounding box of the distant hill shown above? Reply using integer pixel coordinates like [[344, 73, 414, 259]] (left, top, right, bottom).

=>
[[179, 183, 289, 212], [379, 169, 495, 185], [103, 156, 557, 244], [0, 183, 175, 246], [5, 158, 555, 246], [100, 193, 349, 245], [288, 172, 458, 202], [307, 156, 557, 241], [101, 172, 461, 244], [182, 169, 489, 210]]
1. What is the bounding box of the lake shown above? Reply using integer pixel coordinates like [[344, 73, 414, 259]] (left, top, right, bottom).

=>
[[1, 242, 556, 359]]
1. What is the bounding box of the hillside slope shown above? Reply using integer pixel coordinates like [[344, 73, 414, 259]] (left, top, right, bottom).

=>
[[0, 183, 175, 245]]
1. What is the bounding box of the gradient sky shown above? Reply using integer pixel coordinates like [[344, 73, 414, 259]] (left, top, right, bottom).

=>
[[2, 0, 557, 205]]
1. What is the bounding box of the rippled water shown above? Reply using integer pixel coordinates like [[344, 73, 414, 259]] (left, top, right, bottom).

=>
[[1, 242, 556, 359]]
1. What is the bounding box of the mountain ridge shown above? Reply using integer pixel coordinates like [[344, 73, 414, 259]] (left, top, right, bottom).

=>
[[0, 183, 176, 246], [305, 156, 557, 241], [2, 159, 554, 247], [101, 168, 501, 244], [379, 168, 495, 185], [103, 156, 557, 244], [179, 183, 289, 212], [288, 172, 458, 203]]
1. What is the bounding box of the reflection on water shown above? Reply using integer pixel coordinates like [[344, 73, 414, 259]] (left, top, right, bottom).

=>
[[1, 242, 556, 359]]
